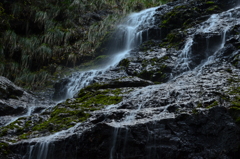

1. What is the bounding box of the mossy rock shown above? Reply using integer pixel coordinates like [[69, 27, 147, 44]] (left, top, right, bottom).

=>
[[160, 29, 186, 49], [229, 106, 240, 125], [0, 142, 11, 157], [2, 85, 125, 139], [160, 1, 222, 31], [118, 58, 130, 68], [133, 55, 170, 83]]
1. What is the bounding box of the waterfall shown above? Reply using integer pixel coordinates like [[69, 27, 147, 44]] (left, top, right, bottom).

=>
[[108, 5, 240, 159], [173, 6, 240, 75], [24, 7, 159, 159], [175, 37, 193, 72], [54, 7, 159, 101], [6, 1, 240, 159]]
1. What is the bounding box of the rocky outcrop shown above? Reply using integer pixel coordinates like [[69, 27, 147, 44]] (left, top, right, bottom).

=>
[[1, 0, 240, 158], [0, 76, 24, 99], [8, 107, 240, 159], [0, 76, 54, 127], [0, 76, 27, 117]]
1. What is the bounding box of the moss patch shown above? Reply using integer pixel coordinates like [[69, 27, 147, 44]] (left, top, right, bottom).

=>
[[136, 56, 169, 82], [206, 101, 218, 109], [160, 1, 221, 30], [0, 84, 124, 140], [32, 87, 123, 133], [159, 0, 222, 49], [159, 30, 185, 49], [0, 142, 11, 156], [227, 78, 240, 125], [118, 58, 130, 68]]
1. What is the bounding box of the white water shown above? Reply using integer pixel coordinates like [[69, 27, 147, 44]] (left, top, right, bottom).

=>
[[56, 7, 159, 101], [175, 37, 193, 71], [173, 6, 240, 75], [24, 7, 159, 159], [20, 4, 240, 159], [108, 5, 240, 131], [23, 123, 82, 159]]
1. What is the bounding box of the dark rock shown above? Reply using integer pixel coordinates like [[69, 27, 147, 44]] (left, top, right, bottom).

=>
[[2, 0, 240, 159], [0, 102, 26, 116], [9, 107, 240, 159], [0, 76, 24, 99], [102, 76, 154, 88], [32, 107, 45, 114], [52, 78, 71, 101], [191, 33, 222, 68]]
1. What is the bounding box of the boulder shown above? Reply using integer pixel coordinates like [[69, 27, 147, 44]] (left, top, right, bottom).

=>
[[0, 76, 24, 99], [0, 101, 26, 116]]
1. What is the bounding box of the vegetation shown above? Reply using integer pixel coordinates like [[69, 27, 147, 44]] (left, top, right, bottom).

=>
[[137, 56, 169, 82], [0, 83, 124, 140], [159, 0, 222, 49], [0, 142, 11, 156], [227, 77, 240, 125], [0, 0, 170, 90]]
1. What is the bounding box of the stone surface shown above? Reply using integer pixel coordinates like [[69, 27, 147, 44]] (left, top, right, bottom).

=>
[[1, 0, 240, 158]]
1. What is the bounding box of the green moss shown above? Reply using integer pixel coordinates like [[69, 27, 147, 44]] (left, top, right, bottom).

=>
[[226, 77, 240, 124], [137, 66, 166, 82], [19, 133, 28, 139], [206, 101, 218, 109], [31, 86, 123, 133], [197, 102, 202, 108], [118, 58, 130, 68], [160, 1, 221, 31], [32, 108, 87, 132], [0, 142, 11, 156], [207, 5, 220, 12], [205, 1, 215, 4], [136, 55, 169, 82], [192, 108, 198, 114], [160, 30, 185, 49], [94, 55, 109, 65], [0, 128, 7, 137]]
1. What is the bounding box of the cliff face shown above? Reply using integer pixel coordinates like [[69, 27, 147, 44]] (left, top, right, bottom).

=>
[[1, 0, 240, 158]]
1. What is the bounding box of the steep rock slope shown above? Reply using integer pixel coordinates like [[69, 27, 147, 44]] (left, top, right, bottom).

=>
[[1, 0, 240, 158]]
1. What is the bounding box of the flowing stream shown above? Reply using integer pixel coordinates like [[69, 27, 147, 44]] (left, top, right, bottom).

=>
[[10, 3, 240, 159], [55, 7, 158, 101], [23, 6, 159, 159], [108, 5, 240, 158]]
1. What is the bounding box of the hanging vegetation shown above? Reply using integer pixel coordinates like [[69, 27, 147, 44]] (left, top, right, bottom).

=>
[[0, 0, 169, 90]]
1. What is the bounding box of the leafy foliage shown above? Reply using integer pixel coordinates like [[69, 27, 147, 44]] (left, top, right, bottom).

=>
[[0, 0, 169, 90]]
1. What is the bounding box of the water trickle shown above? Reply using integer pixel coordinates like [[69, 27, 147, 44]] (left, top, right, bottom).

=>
[[176, 38, 193, 71], [54, 7, 159, 101], [14, 3, 240, 159], [24, 7, 159, 159]]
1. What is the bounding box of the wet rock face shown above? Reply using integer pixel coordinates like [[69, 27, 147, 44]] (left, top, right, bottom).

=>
[[0, 76, 27, 116], [0, 76, 24, 99], [0, 76, 51, 127], [2, 0, 240, 158], [0, 102, 26, 116], [80, 107, 240, 159], [52, 78, 71, 101], [10, 107, 240, 159], [218, 0, 240, 9]]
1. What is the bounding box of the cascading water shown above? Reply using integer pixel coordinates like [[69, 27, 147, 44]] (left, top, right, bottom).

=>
[[108, 5, 240, 159], [54, 7, 159, 101], [173, 6, 240, 75], [175, 37, 193, 72], [4, 1, 240, 159], [23, 7, 159, 159]]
